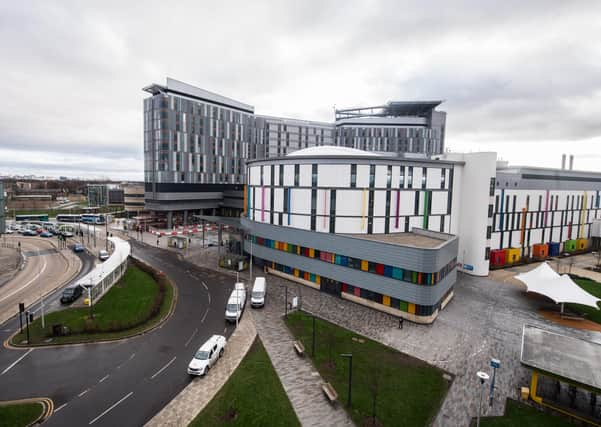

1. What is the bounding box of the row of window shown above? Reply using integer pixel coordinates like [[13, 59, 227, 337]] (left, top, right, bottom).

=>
[[250, 235, 457, 286], [268, 261, 444, 316]]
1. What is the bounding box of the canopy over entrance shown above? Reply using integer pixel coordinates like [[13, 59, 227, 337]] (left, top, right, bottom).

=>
[[514, 262, 601, 309]]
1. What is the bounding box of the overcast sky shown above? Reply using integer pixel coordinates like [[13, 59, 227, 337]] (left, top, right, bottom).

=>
[[1, 1, 600, 180]]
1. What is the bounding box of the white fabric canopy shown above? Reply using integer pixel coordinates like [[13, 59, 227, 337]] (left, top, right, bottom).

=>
[[515, 262, 601, 309]]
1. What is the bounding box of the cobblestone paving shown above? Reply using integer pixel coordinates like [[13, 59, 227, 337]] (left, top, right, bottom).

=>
[[145, 314, 256, 427], [251, 306, 355, 427]]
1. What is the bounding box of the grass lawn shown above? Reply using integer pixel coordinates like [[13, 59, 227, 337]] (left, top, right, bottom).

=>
[[285, 311, 450, 427], [568, 277, 601, 324], [480, 399, 572, 427], [11, 264, 174, 346], [189, 338, 300, 427], [0, 402, 43, 427]]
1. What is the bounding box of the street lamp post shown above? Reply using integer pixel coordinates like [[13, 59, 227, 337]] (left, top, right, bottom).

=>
[[341, 353, 353, 407], [489, 358, 500, 407], [476, 371, 490, 427]]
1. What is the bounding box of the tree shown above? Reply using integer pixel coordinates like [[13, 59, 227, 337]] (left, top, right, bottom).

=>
[[366, 363, 384, 427]]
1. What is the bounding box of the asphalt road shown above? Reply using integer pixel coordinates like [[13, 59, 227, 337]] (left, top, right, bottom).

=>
[[0, 240, 238, 427]]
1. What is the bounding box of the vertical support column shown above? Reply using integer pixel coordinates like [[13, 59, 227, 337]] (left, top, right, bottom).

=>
[[218, 223, 222, 256], [167, 211, 173, 230], [183, 210, 188, 226]]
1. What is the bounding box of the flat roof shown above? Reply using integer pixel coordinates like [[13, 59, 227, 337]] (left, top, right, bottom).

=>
[[521, 325, 601, 392], [344, 232, 448, 249], [335, 101, 443, 119]]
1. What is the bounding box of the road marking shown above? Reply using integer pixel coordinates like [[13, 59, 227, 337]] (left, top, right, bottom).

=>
[[78, 389, 90, 397], [54, 403, 68, 413], [185, 329, 198, 347], [201, 308, 209, 323], [201, 281, 208, 291], [116, 353, 135, 370], [3, 329, 11, 333], [0, 254, 48, 303], [150, 356, 177, 380], [1, 348, 34, 375], [223, 327, 227, 334], [99, 374, 109, 383], [89, 391, 133, 425], [207, 293, 211, 305]]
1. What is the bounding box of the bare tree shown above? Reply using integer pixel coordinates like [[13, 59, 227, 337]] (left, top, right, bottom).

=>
[[367, 363, 383, 426]]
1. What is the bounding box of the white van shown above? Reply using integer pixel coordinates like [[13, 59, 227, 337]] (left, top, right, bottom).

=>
[[225, 283, 246, 322], [251, 277, 266, 308]]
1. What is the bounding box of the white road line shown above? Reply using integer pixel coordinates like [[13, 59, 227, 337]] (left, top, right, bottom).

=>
[[78, 389, 90, 397], [150, 356, 177, 380], [0, 255, 48, 303], [1, 348, 34, 376], [54, 403, 68, 413], [184, 329, 198, 347], [99, 374, 109, 383], [89, 391, 133, 425], [223, 327, 227, 334], [201, 308, 209, 324], [201, 281, 208, 291], [116, 353, 135, 369], [207, 293, 211, 305]]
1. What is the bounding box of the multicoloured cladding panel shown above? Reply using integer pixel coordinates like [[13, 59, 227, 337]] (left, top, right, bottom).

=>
[[246, 161, 455, 235], [250, 235, 456, 286], [491, 188, 601, 256], [267, 260, 451, 316]]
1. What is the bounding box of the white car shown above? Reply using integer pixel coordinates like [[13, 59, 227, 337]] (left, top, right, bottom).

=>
[[99, 250, 110, 261], [187, 335, 226, 376]]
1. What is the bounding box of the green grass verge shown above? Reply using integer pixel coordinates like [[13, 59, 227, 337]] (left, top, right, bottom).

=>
[[10, 263, 174, 346], [480, 399, 573, 427], [0, 402, 44, 427], [189, 338, 300, 427], [285, 311, 450, 427], [568, 277, 601, 324]]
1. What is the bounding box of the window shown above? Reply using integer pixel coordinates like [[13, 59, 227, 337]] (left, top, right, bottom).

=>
[[312, 164, 318, 187], [421, 168, 427, 189], [408, 167, 413, 188], [400, 166, 405, 188], [489, 177, 495, 196], [486, 225, 492, 239], [369, 165, 375, 188], [294, 164, 299, 187], [485, 247, 491, 260], [488, 204, 493, 218], [329, 190, 336, 233], [350, 164, 357, 188]]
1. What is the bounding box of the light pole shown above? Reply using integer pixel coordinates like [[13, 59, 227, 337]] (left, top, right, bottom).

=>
[[489, 358, 500, 407], [37, 249, 46, 329], [249, 234, 253, 284], [341, 353, 353, 407], [476, 371, 490, 427]]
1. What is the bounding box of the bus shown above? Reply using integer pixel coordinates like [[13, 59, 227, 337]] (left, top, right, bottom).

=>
[[56, 214, 81, 223], [16, 214, 49, 222], [81, 214, 106, 225]]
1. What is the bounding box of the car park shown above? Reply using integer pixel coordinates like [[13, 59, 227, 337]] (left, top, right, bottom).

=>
[[99, 250, 109, 261], [187, 335, 226, 376], [60, 286, 83, 304], [73, 244, 85, 253]]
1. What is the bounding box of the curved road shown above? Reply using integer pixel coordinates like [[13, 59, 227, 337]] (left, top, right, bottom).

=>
[[0, 240, 237, 427]]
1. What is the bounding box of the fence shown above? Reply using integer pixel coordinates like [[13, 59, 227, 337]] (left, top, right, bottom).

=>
[[75, 237, 131, 302]]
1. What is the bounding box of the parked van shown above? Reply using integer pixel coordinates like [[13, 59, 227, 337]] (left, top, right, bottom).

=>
[[225, 283, 247, 322], [251, 277, 266, 308]]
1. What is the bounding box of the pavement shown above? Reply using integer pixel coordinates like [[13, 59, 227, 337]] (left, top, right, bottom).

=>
[[0, 235, 83, 326], [0, 246, 21, 286], [145, 312, 257, 427]]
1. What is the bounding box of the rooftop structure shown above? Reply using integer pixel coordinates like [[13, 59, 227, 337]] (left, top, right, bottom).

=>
[[335, 101, 443, 120], [345, 229, 452, 249]]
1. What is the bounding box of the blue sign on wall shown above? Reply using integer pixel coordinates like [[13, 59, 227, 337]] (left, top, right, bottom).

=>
[[463, 264, 474, 271]]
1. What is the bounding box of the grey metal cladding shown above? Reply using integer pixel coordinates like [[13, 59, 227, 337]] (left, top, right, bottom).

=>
[[246, 241, 455, 305], [241, 217, 458, 272]]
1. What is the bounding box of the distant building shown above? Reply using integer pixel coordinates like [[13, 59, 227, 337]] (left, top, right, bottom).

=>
[[123, 184, 145, 213], [108, 189, 124, 206], [87, 184, 108, 207], [0, 182, 5, 233]]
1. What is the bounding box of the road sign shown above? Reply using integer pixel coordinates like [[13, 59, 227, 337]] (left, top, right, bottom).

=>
[[19, 302, 25, 313], [490, 358, 501, 369]]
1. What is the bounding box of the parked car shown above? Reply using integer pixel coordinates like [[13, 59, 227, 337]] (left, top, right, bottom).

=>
[[3, 228, 14, 234], [60, 286, 83, 304], [22, 229, 37, 236], [61, 231, 74, 238], [187, 335, 226, 376], [73, 244, 85, 253], [251, 277, 266, 308], [39, 231, 53, 237], [99, 250, 109, 261]]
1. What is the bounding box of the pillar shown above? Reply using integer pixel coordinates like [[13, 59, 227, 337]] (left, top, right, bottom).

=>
[[183, 210, 188, 225], [218, 223, 222, 256], [167, 211, 173, 230]]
